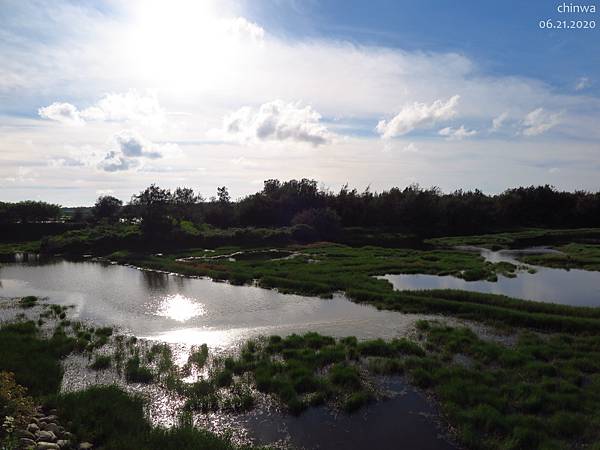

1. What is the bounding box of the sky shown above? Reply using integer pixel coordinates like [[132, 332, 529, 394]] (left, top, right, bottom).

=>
[[1, 0, 599, 205]]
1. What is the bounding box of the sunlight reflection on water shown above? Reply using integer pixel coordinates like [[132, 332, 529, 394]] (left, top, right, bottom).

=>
[[154, 293, 206, 322]]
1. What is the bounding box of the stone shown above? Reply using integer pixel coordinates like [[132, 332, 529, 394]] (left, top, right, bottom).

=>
[[37, 443, 60, 450], [27, 423, 40, 433], [16, 429, 36, 440], [43, 415, 59, 423], [20, 437, 36, 448], [79, 443, 94, 450], [56, 440, 70, 448], [45, 423, 61, 435], [36, 430, 57, 442], [62, 432, 75, 441]]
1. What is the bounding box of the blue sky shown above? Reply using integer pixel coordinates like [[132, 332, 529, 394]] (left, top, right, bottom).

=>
[[0, 0, 599, 205], [243, 0, 599, 89]]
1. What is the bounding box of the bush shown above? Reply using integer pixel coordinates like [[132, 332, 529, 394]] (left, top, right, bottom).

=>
[[90, 355, 111, 371]]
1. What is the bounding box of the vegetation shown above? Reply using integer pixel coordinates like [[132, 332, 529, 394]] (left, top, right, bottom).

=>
[[56, 386, 261, 450], [428, 228, 600, 251], [405, 321, 600, 449], [0, 200, 61, 224], [518, 243, 600, 271]]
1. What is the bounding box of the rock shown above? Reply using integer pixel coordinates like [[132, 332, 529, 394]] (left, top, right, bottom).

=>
[[36, 430, 57, 442], [27, 423, 40, 433], [79, 443, 94, 450], [45, 423, 61, 435], [16, 429, 36, 440], [43, 415, 59, 423], [37, 443, 60, 450], [62, 432, 75, 441], [20, 437, 36, 448], [57, 440, 70, 448], [49, 409, 58, 415]]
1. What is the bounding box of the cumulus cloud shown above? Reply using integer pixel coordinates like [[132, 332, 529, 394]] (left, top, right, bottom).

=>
[[491, 112, 509, 131], [439, 125, 477, 140], [38, 102, 84, 125], [376, 95, 460, 138], [98, 130, 180, 172], [221, 100, 333, 146], [38, 90, 165, 125], [575, 77, 591, 91], [522, 108, 561, 136]]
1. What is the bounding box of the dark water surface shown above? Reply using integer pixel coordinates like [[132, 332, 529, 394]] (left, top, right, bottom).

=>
[[235, 378, 456, 450]]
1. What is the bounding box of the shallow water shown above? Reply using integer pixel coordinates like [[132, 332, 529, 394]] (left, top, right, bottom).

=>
[[0, 258, 434, 349], [231, 377, 456, 450], [382, 247, 600, 307]]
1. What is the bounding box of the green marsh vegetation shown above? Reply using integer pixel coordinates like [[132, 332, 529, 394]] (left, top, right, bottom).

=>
[[518, 243, 600, 271], [0, 302, 263, 450], [407, 320, 600, 450]]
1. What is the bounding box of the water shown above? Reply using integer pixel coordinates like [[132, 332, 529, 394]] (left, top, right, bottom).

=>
[[381, 247, 600, 307], [234, 378, 456, 450], [0, 258, 432, 349]]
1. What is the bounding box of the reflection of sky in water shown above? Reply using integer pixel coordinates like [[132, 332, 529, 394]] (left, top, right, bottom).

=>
[[154, 294, 206, 322], [0, 260, 427, 348]]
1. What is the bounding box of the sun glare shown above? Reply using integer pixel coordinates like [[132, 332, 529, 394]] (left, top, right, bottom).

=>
[[156, 293, 206, 322], [124, 0, 252, 89]]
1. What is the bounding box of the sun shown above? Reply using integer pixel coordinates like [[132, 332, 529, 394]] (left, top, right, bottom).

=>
[[122, 0, 252, 89]]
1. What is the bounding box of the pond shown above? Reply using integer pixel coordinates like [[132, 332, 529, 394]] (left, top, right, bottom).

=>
[[381, 247, 600, 307], [0, 258, 435, 350]]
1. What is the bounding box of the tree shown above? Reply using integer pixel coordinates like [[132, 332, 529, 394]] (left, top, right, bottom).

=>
[[291, 208, 341, 240], [91, 196, 123, 223], [217, 186, 230, 204], [130, 185, 174, 236], [172, 187, 203, 222], [10, 201, 61, 223]]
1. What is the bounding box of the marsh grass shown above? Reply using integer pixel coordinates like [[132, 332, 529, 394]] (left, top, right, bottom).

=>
[[18, 295, 38, 308], [519, 243, 600, 271], [405, 322, 600, 449], [56, 385, 259, 450]]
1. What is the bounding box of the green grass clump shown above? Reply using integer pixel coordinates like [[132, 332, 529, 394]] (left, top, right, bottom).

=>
[[125, 356, 153, 383], [0, 321, 75, 397], [56, 385, 256, 450], [90, 355, 111, 371], [403, 322, 600, 449], [187, 344, 209, 369], [217, 332, 427, 414], [19, 295, 39, 308]]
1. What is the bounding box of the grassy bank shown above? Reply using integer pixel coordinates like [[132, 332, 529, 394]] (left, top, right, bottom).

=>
[[427, 227, 600, 251], [517, 243, 600, 271]]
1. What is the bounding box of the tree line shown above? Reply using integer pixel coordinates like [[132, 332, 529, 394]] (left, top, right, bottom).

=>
[[86, 179, 600, 237]]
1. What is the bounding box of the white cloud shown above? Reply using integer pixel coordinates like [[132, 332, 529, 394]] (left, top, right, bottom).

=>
[[376, 95, 460, 138], [491, 112, 509, 131], [38, 91, 165, 125], [575, 77, 591, 91], [522, 108, 561, 136], [439, 125, 477, 140], [98, 130, 180, 172], [222, 17, 265, 41], [38, 102, 84, 125], [221, 100, 333, 146]]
